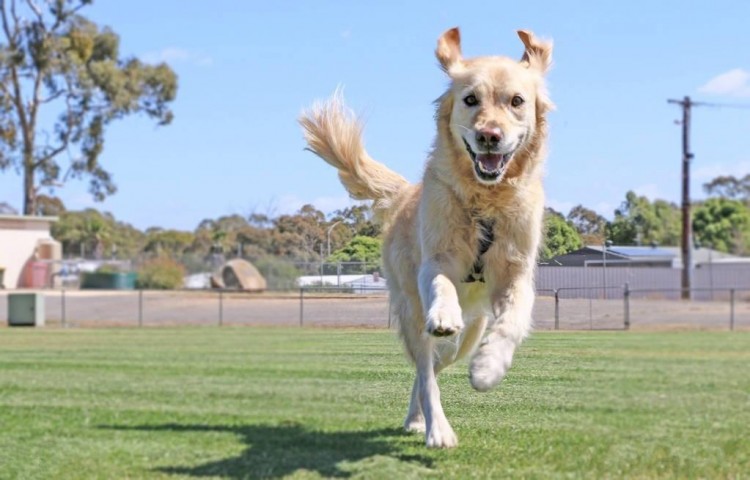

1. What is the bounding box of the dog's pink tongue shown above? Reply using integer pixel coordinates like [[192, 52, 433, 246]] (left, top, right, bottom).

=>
[[477, 153, 503, 171]]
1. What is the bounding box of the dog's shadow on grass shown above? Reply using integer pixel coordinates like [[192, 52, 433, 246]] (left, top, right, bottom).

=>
[[103, 422, 434, 479]]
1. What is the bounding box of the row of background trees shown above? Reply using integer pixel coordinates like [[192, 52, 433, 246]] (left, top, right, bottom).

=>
[[3, 173, 749, 270], [526, 174, 750, 260]]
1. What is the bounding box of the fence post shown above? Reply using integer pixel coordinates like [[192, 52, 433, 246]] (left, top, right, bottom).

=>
[[138, 289, 143, 327], [218, 290, 223, 326], [730, 289, 735, 331], [623, 283, 630, 330], [61, 288, 66, 328], [299, 288, 304, 327], [554, 289, 560, 330]]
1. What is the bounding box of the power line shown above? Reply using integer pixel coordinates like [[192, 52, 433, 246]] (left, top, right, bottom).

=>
[[688, 101, 750, 110]]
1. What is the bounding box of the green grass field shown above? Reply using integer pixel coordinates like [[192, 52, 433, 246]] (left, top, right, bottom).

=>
[[0, 328, 748, 479]]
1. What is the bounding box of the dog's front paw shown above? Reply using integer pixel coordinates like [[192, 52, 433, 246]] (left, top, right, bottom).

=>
[[469, 336, 516, 392], [425, 419, 458, 448], [426, 299, 464, 337]]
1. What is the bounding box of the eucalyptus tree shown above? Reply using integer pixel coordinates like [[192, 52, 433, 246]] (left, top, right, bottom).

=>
[[0, 0, 177, 214]]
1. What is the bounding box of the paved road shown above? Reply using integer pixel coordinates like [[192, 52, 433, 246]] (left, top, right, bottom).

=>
[[0, 290, 747, 330]]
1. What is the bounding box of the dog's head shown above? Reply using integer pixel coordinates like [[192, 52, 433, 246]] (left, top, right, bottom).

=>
[[436, 28, 553, 185]]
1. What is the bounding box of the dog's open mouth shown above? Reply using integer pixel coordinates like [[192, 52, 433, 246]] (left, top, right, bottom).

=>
[[462, 139, 512, 182]]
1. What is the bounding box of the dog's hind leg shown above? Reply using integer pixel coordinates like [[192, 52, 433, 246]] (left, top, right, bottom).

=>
[[404, 376, 425, 433], [400, 316, 458, 447], [404, 330, 469, 434], [416, 337, 458, 448], [395, 296, 429, 434]]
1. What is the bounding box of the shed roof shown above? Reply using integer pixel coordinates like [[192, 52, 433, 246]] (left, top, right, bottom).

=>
[[0, 214, 58, 229]]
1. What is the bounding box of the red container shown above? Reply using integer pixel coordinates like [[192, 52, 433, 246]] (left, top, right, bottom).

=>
[[26, 261, 49, 288]]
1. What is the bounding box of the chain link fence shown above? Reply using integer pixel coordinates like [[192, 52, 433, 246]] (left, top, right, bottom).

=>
[[6, 254, 750, 330], [1, 285, 747, 331]]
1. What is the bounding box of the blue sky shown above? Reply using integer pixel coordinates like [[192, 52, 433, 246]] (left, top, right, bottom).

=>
[[2, 0, 750, 230]]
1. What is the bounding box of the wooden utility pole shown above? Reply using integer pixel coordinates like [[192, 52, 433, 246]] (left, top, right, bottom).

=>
[[667, 96, 694, 300]]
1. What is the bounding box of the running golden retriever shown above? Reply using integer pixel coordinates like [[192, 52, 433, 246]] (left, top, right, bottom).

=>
[[300, 27, 553, 448]]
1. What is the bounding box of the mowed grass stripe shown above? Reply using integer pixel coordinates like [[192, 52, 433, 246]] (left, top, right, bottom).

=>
[[0, 328, 748, 479]]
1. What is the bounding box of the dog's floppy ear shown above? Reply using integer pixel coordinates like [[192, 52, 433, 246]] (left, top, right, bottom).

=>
[[436, 27, 462, 73], [517, 30, 553, 74]]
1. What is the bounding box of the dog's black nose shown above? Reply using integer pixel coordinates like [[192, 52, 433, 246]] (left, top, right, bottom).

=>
[[476, 128, 502, 149]]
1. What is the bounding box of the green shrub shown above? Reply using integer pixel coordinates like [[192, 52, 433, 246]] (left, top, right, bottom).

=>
[[136, 258, 185, 290], [95, 263, 123, 274], [253, 256, 301, 291]]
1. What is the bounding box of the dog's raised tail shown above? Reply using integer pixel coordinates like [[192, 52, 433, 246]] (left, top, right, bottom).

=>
[[299, 92, 409, 219]]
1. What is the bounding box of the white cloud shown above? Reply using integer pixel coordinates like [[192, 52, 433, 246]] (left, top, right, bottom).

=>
[[546, 199, 574, 215], [632, 183, 663, 200], [63, 193, 98, 210], [698, 68, 750, 97], [693, 160, 750, 182], [547, 200, 616, 219], [141, 47, 213, 67], [276, 194, 362, 216], [594, 202, 616, 219]]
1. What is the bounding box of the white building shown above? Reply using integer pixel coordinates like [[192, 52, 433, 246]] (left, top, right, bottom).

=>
[[0, 215, 59, 289], [297, 273, 387, 292]]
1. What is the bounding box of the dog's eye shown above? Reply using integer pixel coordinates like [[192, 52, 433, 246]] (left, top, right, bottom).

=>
[[463, 94, 479, 107], [511, 95, 525, 108]]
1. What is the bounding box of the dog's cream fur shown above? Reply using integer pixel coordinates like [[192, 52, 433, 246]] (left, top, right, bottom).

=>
[[300, 28, 553, 448]]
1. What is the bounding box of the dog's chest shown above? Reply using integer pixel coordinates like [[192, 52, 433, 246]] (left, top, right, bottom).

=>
[[462, 217, 495, 283], [462, 212, 528, 281]]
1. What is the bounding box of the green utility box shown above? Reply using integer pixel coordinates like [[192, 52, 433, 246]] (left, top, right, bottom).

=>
[[80, 272, 136, 290], [8, 293, 45, 327]]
